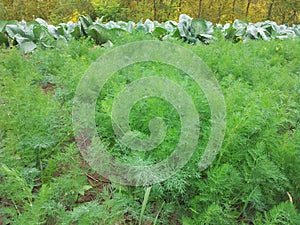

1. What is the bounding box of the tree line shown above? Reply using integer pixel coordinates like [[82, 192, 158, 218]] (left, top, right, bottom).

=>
[[0, 0, 299, 25]]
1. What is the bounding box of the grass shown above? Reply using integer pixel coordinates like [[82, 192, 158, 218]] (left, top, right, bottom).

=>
[[139, 186, 152, 225], [0, 33, 299, 224]]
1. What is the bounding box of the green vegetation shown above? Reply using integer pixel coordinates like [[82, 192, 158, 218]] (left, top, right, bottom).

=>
[[0, 29, 300, 224], [0, 0, 94, 25], [1, 0, 299, 25], [1, 15, 300, 54]]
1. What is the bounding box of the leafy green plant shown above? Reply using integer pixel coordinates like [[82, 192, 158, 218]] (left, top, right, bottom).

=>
[[0, 30, 299, 224], [1, 14, 299, 53]]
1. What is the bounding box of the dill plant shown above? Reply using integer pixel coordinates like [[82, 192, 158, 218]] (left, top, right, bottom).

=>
[[0, 35, 299, 224]]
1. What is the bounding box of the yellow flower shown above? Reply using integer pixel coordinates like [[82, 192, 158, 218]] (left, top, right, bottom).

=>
[[70, 10, 80, 23]]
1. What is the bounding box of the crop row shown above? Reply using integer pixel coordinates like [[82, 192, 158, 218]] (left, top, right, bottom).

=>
[[0, 14, 300, 53]]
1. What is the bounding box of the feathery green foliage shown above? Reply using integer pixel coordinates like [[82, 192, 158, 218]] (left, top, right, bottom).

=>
[[0, 32, 299, 224]]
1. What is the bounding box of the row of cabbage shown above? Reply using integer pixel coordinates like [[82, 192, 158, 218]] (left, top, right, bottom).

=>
[[0, 14, 299, 53]]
